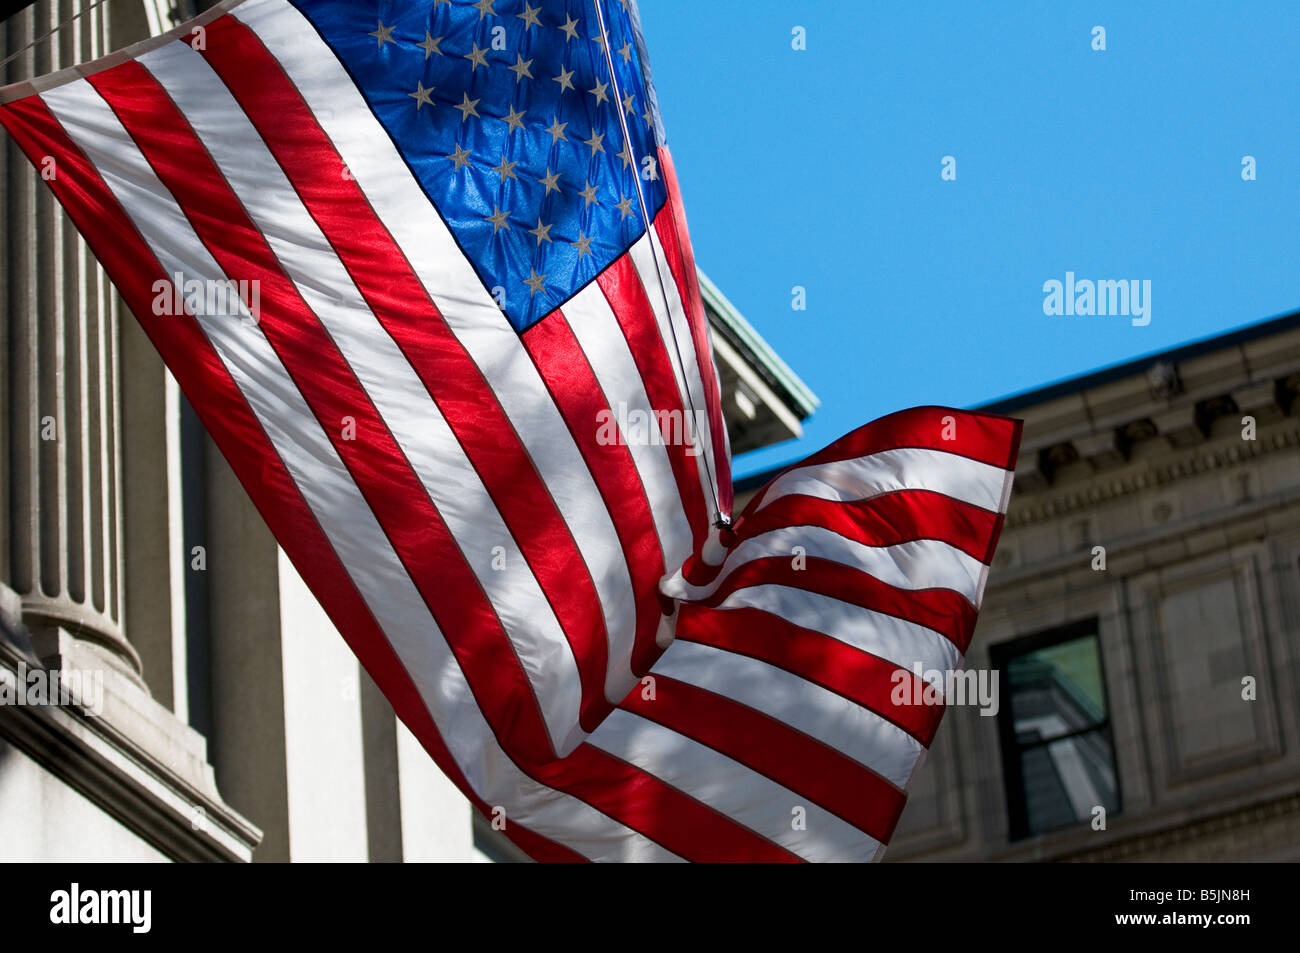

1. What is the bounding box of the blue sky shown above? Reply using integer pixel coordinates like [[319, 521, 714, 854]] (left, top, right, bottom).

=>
[[636, 1, 1300, 477]]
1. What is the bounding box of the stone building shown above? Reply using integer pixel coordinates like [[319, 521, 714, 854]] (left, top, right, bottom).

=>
[[0, 0, 818, 862], [8, 1, 1298, 867], [884, 311, 1300, 861]]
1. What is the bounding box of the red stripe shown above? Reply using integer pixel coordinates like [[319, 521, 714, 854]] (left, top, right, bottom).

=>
[[677, 488, 1003, 598], [88, 63, 560, 766], [5, 69, 811, 867], [0, 93, 585, 863], [521, 311, 667, 676], [654, 148, 733, 517], [684, 554, 980, 653], [194, 15, 613, 734], [16, 67, 807, 866], [517, 310, 935, 857], [596, 254, 710, 550], [533, 740, 802, 862], [622, 674, 906, 844], [682, 487, 1001, 589], [739, 489, 1002, 565], [747, 408, 1022, 513], [676, 604, 945, 746], [199, 24, 795, 864]]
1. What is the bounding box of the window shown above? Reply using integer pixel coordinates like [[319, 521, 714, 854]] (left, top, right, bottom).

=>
[[990, 620, 1120, 841]]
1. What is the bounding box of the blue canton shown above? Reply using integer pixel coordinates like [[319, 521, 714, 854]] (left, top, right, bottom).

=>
[[290, 0, 667, 333]]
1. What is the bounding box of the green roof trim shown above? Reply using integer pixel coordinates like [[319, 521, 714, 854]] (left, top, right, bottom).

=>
[[696, 268, 820, 418]]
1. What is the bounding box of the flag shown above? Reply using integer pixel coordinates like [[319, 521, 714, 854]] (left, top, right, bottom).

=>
[[0, 0, 1020, 861]]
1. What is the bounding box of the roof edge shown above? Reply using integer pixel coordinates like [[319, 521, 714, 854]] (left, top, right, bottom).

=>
[[978, 307, 1300, 414], [697, 268, 819, 418]]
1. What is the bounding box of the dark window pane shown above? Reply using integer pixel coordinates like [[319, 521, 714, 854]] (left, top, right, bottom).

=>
[[1007, 635, 1107, 743], [994, 623, 1121, 840], [1020, 727, 1119, 837]]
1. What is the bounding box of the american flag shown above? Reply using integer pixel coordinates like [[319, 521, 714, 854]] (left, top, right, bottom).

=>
[[1, 0, 1020, 861]]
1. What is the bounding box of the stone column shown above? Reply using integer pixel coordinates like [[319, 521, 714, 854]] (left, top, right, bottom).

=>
[[2, 0, 138, 683], [0, 0, 261, 863]]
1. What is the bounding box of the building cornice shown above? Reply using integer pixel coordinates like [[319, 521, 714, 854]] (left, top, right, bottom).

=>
[[1006, 420, 1300, 529]]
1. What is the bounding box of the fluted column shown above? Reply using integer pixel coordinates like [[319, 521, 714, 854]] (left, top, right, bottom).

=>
[[3, 1, 135, 680], [0, 1, 262, 864]]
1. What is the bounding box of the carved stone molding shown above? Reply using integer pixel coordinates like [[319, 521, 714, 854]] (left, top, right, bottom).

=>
[[1006, 423, 1300, 528], [1054, 791, 1300, 863], [0, 584, 260, 861]]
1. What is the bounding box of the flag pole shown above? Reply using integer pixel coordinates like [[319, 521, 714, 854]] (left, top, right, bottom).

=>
[[590, 0, 729, 529], [0, 0, 112, 71]]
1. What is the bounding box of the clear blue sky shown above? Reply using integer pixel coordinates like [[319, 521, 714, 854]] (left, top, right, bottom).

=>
[[636, 1, 1300, 478]]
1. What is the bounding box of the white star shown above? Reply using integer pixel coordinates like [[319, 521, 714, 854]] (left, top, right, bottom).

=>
[[447, 144, 472, 170], [408, 80, 435, 111], [528, 218, 553, 244], [538, 168, 562, 195], [502, 105, 526, 133], [484, 205, 511, 233], [508, 54, 534, 82], [368, 20, 394, 48], [545, 117, 568, 142], [516, 3, 542, 29], [454, 93, 481, 121], [492, 155, 518, 180], [558, 14, 579, 41], [418, 32, 443, 59], [465, 43, 489, 71]]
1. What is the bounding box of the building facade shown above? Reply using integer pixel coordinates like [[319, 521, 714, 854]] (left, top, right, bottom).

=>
[[0, 0, 817, 863], [885, 312, 1300, 861], [9, 0, 1298, 867]]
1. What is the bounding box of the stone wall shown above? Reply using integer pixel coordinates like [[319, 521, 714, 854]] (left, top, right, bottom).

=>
[[889, 322, 1300, 862]]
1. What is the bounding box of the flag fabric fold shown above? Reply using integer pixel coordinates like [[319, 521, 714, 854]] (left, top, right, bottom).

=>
[[0, 0, 1021, 861]]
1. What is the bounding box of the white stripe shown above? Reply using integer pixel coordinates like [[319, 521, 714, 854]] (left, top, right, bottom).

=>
[[564, 281, 695, 572], [628, 232, 719, 524], [139, 38, 588, 760], [588, 709, 883, 862], [758, 447, 1009, 514], [704, 585, 964, 675], [697, 523, 727, 567], [652, 640, 925, 790], [625, 236, 690, 422], [236, 0, 641, 704], [42, 75, 676, 863], [665, 527, 987, 606], [647, 223, 725, 514]]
